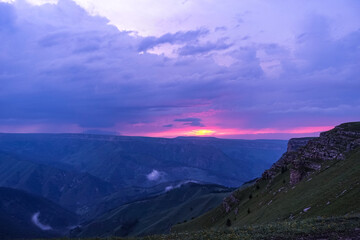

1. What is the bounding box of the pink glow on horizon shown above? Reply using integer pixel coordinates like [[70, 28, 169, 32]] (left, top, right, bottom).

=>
[[0, 122, 334, 139], [136, 125, 334, 138]]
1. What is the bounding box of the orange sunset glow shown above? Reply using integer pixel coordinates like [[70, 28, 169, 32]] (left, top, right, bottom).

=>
[[185, 129, 216, 136], [137, 125, 334, 139]]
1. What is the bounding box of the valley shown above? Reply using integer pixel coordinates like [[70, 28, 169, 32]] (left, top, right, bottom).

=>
[[0, 134, 286, 239], [0, 122, 359, 239]]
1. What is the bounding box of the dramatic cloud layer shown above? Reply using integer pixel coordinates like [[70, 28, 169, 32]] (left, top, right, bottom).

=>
[[0, 0, 359, 139]]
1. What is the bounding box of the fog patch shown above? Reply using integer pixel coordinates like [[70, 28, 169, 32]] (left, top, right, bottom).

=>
[[146, 169, 165, 181], [165, 180, 199, 192], [31, 212, 52, 231], [165, 185, 174, 191], [146, 169, 166, 181]]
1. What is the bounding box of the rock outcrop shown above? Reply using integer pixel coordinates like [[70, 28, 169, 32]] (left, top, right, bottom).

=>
[[262, 122, 360, 185], [222, 193, 239, 213], [261, 138, 313, 180], [287, 137, 315, 152]]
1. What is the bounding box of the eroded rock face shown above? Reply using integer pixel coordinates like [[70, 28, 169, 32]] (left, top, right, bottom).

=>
[[261, 122, 360, 185], [222, 194, 239, 213], [287, 137, 316, 152], [262, 138, 312, 180]]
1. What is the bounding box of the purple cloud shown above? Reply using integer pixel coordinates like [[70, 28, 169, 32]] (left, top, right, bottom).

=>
[[178, 39, 232, 56], [0, 3, 16, 32], [174, 118, 204, 127], [0, 0, 359, 138], [138, 28, 209, 52]]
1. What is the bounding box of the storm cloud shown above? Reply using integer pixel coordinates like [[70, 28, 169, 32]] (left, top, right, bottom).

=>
[[0, 0, 359, 138], [174, 118, 204, 127]]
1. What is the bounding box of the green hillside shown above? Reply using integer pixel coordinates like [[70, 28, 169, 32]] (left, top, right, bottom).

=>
[[173, 123, 360, 233], [145, 215, 360, 239], [75, 183, 234, 237]]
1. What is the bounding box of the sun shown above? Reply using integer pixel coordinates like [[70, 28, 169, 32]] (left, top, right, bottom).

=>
[[186, 129, 216, 136]]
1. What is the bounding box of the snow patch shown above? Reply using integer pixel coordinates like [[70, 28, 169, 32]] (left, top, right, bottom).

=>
[[336, 189, 347, 198], [31, 212, 52, 231], [303, 207, 311, 212]]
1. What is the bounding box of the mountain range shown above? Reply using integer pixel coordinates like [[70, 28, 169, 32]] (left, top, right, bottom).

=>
[[0, 133, 286, 215], [1, 122, 359, 239], [0, 133, 287, 239]]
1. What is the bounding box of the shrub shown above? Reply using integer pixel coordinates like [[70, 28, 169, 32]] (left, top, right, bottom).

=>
[[226, 218, 232, 227], [249, 194, 253, 199]]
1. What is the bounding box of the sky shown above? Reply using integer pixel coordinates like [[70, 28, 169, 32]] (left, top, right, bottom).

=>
[[0, 0, 359, 139]]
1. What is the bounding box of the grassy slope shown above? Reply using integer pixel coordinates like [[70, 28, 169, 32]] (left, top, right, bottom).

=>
[[42, 215, 360, 240], [77, 183, 233, 237], [174, 148, 360, 232], [144, 215, 360, 240]]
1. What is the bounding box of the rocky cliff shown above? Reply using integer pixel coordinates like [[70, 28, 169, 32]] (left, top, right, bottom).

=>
[[286, 137, 315, 152], [261, 138, 313, 181], [262, 122, 360, 185]]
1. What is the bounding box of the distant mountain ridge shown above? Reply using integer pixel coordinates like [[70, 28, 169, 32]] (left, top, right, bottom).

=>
[[0, 133, 287, 239], [0, 133, 286, 215], [0, 134, 287, 188]]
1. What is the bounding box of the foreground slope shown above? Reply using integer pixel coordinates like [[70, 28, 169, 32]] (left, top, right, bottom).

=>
[[174, 122, 360, 232], [0, 187, 77, 240], [147, 215, 360, 240]]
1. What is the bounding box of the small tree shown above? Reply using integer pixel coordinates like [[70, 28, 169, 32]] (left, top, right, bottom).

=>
[[249, 193, 253, 199], [226, 218, 232, 227], [247, 208, 251, 214]]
